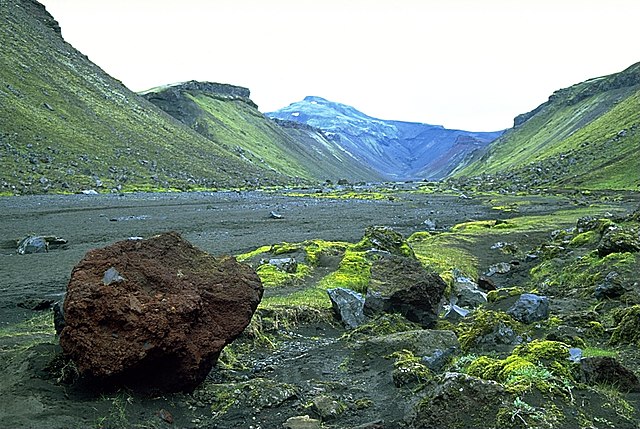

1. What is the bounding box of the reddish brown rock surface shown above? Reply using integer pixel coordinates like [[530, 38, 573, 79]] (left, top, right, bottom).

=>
[[59, 232, 263, 392]]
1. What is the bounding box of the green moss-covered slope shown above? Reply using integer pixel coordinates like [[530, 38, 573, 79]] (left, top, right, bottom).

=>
[[452, 62, 640, 191], [0, 0, 291, 195], [141, 82, 382, 183]]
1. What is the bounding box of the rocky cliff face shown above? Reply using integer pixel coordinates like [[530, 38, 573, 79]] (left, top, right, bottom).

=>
[[267, 97, 503, 181]]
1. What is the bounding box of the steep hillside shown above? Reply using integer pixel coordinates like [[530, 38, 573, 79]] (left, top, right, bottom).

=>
[[141, 82, 382, 183], [267, 96, 503, 180], [0, 0, 291, 195], [452, 62, 640, 191]]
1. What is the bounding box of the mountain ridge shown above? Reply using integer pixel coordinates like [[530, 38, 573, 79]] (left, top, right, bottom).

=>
[[267, 96, 503, 181], [141, 84, 383, 183]]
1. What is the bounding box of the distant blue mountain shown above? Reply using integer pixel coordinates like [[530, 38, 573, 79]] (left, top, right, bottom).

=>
[[268, 96, 503, 180]]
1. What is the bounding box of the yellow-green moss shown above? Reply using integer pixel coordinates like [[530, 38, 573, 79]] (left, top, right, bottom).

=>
[[318, 248, 371, 293], [455, 309, 525, 352], [465, 340, 576, 398], [388, 349, 433, 387], [255, 263, 312, 288], [487, 287, 525, 303], [569, 230, 599, 247], [610, 305, 640, 346], [342, 313, 422, 341]]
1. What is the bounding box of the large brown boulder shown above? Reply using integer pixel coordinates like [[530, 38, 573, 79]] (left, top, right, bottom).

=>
[[59, 232, 263, 392]]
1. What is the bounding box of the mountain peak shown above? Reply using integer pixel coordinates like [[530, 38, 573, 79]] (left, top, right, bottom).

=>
[[268, 98, 502, 180]]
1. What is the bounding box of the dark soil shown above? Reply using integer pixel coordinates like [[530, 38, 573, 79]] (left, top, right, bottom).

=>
[[1, 187, 639, 428]]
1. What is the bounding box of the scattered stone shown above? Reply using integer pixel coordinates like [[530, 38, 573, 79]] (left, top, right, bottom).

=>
[[352, 421, 385, 429], [443, 302, 470, 322], [268, 257, 298, 273], [422, 347, 457, 372], [16, 236, 48, 254], [109, 215, 150, 222], [453, 278, 487, 309], [364, 255, 446, 328], [507, 293, 550, 324], [475, 321, 524, 349], [327, 288, 366, 329], [311, 395, 346, 421], [283, 415, 321, 429], [59, 232, 263, 392], [53, 300, 65, 335], [594, 271, 625, 300], [568, 348, 583, 363], [269, 211, 283, 219], [157, 409, 174, 424], [423, 219, 437, 231], [580, 356, 640, 392], [477, 275, 496, 291], [485, 262, 512, 276], [81, 189, 99, 195], [490, 241, 518, 254], [358, 226, 415, 258]]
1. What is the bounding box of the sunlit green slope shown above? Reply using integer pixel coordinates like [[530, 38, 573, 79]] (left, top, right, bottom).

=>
[[453, 62, 640, 190], [0, 0, 288, 195]]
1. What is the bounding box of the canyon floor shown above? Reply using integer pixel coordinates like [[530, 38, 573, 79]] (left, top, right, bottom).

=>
[[1, 184, 639, 428]]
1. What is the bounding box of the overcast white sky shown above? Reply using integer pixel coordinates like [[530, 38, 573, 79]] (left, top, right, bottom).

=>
[[40, 0, 639, 131]]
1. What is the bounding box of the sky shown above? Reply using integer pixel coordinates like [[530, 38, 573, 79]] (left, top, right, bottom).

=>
[[39, 0, 640, 132]]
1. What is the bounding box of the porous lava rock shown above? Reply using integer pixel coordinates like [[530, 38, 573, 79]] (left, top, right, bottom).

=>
[[59, 232, 263, 392]]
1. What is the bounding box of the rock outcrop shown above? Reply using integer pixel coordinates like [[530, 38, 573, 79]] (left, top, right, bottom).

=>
[[59, 232, 263, 392], [364, 255, 446, 328]]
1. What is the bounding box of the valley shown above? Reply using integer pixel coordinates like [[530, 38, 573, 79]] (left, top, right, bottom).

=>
[[1, 0, 640, 428], [1, 185, 640, 428]]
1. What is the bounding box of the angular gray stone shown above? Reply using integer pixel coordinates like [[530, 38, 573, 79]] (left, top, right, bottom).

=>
[[443, 302, 470, 322], [283, 415, 321, 429], [453, 278, 487, 309], [102, 267, 125, 285], [17, 236, 48, 254], [268, 257, 298, 273], [594, 271, 625, 300], [327, 287, 366, 329], [485, 262, 511, 276], [507, 293, 550, 324]]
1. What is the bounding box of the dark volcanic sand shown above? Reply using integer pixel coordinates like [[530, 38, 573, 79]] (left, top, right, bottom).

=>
[[0, 189, 502, 326], [2, 188, 639, 428]]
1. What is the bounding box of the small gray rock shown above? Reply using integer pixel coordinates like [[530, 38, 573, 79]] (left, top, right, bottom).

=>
[[283, 415, 321, 429], [507, 293, 550, 324], [268, 257, 298, 273], [594, 271, 625, 300], [485, 262, 511, 276], [17, 236, 48, 254], [327, 288, 366, 329]]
